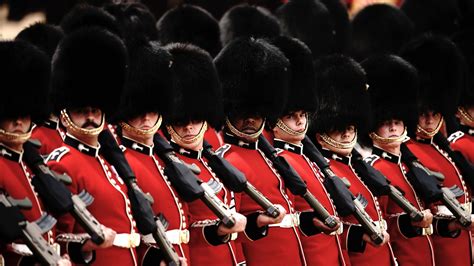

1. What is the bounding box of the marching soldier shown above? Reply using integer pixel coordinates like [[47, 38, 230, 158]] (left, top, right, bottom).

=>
[[46, 27, 138, 266], [401, 34, 474, 266], [310, 54, 395, 265], [269, 36, 347, 265], [362, 54, 436, 265]]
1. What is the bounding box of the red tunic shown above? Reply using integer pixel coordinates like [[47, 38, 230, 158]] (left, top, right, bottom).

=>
[[222, 133, 306, 266], [46, 135, 138, 266], [0, 144, 55, 265], [274, 140, 348, 266], [321, 149, 395, 266], [204, 127, 224, 150], [120, 136, 190, 264], [406, 138, 472, 266], [367, 147, 435, 266], [173, 143, 239, 266], [31, 120, 65, 156], [449, 130, 474, 164]]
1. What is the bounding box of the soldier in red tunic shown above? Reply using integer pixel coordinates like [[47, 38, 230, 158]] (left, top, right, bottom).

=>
[[0, 40, 72, 265], [215, 37, 315, 266], [310, 55, 395, 266], [362, 54, 437, 266], [269, 36, 347, 266], [164, 43, 248, 266], [401, 34, 473, 266], [46, 28, 139, 266]]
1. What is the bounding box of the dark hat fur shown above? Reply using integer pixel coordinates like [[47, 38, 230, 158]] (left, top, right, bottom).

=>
[[400, 34, 465, 117], [271, 36, 317, 114], [118, 42, 174, 122], [452, 30, 474, 108], [219, 4, 281, 47], [15, 22, 64, 60], [0, 40, 50, 121], [214, 37, 290, 122], [51, 27, 127, 115], [276, 0, 336, 59], [60, 4, 121, 36], [165, 43, 223, 127], [361, 54, 419, 133], [157, 4, 221, 57], [310, 54, 370, 135], [401, 0, 461, 36], [350, 4, 414, 62], [319, 0, 351, 53]]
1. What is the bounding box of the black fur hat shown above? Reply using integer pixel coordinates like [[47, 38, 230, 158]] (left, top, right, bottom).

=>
[[452, 30, 474, 108], [165, 43, 223, 127], [351, 4, 414, 62], [401, 0, 461, 36], [400, 34, 465, 117], [319, 0, 351, 53], [219, 4, 281, 47], [15, 22, 64, 60], [310, 54, 370, 135], [157, 4, 221, 57], [271, 36, 318, 114], [214, 37, 290, 122], [118, 42, 175, 122], [60, 4, 121, 36], [0, 40, 50, 121], [51, 27, 128, 116], [362, 54, 420, 133], [276, 0, 336, 59]]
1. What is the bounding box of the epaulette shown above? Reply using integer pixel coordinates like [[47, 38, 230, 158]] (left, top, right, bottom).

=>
[[448, 131, 464, 143], [215, 144, 231, 158], [45, 147, 70, 162], [363, 154, 380, 166]]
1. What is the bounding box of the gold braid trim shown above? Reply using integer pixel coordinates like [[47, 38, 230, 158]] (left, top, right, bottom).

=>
[[275, 117, 308, 137], [370, 127, 408, 144], [225, 117, 265, 141], [166, 121, 208, 145], [320, 132, 357, 150], [416, 117, 443, 139], [0, 125, 33, 143], [60, 109, 105, 137], [119, 115, 162, 137], [458, 107, 474, 126]]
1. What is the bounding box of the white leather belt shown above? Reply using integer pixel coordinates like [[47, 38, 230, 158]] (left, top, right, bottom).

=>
[[113, 233, 141, 248], [268, 214, 299, 228], [436, 202, 472, 217], [142, 229, 190, 245], [421, 224, 433, 236]]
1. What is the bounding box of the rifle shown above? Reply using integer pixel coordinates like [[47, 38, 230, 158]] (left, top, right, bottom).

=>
[[351, 149, 424, 222], [0, 192, 62, 265], [152, 134, 236, 228], [98, 130, 181, 266], [301, 136, 385, 244], [201, 140, 280, 218], [23, 140, 105, 245], [400, 143, 472, 227], [257, 135, 338, 229]]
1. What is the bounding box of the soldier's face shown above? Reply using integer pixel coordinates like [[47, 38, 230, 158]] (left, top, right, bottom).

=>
[[374, 119, 404, 149], [318, 125, 356, 156], [68, 107, 103, 129], [171, 120, 205, 151], [456, 105, 474, 127], [273, 110, 307, 144], [127, 112, 159, 131], [0, 116, 31, 134], [230, 115, 264, 135], [418, 111, 442, 132]]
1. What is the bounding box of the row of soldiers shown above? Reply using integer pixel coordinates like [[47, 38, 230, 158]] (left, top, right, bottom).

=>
[[1, 1, 474, 265]]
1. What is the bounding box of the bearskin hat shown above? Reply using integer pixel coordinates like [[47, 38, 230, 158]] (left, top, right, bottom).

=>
[[219, 4, 281, 47], [361, 54, 419, 134], [15, 23, 64, 60], [60, 4, 121, 36], [400, 34, 465, 118], [310, 54, 370, 136], [271, 36, 318, 114], [0, 40, 50, 122], [51, 27, 127, 116], [165, 43, 223, 127], [401, 0, 461, 36], [452, 30, 474, 108], [214, 37, 290, 122], [351, 4, 414, 62], [156, 4, 221, 57], [104, 3, 158, 49], [319, 0, 351, 53], [276, 0, 336, 59], [117, 42, 174, 122]]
